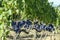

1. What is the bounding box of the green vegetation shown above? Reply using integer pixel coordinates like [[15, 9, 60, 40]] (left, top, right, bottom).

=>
[[0, 0, 60, 40]]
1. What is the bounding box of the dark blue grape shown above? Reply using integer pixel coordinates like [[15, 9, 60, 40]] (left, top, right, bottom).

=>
[[33, 23, 41, 32], [26, 20, 32, 25], [34, 21, 38, 28], [24, 24, 29, 28], [46, 27, 52, 32], [11, 21, 20, 33], [36, 25, 41, 32], [13, 25, 20, 33], [20, 20, 25, 25], [46, 24, 55, 32], [18, 22, 22, 26], [34, 24, 39, 28], [11, 21, 16, 26], [35, 23, 46, 32], [18, 20, 25, 27], [11, 21, 16, 30], [48, 24, 54, 29], [40, 24, 46, 30], [24, 20, 32, 29]]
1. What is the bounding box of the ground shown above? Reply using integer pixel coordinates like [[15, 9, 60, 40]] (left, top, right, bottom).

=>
[[6, 29, 60, 40]]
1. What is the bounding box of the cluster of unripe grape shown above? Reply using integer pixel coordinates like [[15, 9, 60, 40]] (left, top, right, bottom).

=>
[[11, 20, 55, 33]]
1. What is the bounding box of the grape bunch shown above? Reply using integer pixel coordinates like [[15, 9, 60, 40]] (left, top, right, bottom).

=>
[[11, 20, 32, 33], [11, 21, 20, 33], [33, 21, 40, 31], [45, 24, 55, 32], [11, 20, 55, 33], [18, 20, 25, 28], [24, 20, 32, 29], [33, 21, 46, 32]]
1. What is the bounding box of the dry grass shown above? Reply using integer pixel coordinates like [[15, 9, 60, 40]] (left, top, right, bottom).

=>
[[4, 29, 60, 40]]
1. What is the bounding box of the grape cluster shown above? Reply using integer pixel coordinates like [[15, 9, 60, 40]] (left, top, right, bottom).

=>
[[18, 20, 25, 27], [11, 21, 20, 33], [24, 20, 32, 29], [11, 20, 55, 33], [11, 20, 32, 33], [33, 21, 46, 32], [33, 21, 40, 31], [45, 24, 55, 32], [33, 21, 55, 32]]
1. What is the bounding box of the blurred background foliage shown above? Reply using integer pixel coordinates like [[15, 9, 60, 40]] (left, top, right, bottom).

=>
[[0, 0, 60, 40]]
